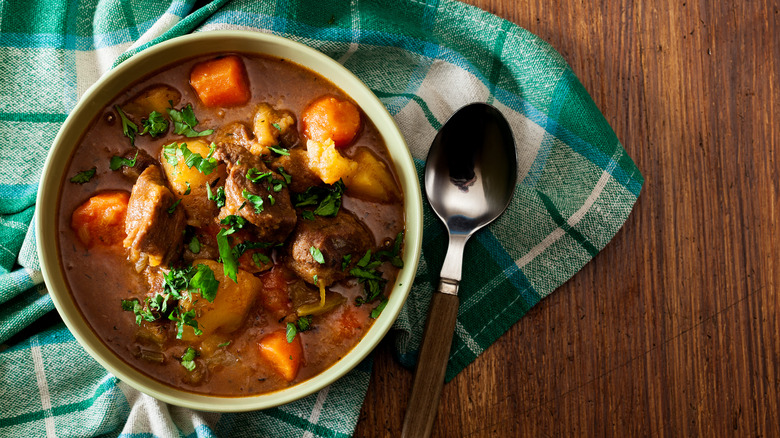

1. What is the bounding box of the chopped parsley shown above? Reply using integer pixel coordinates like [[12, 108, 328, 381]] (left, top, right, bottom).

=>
[[341, 254, 352, 271], [167, 198, 181, 214], [309, 246, 325, 264], [215, 215, 246, 283], [184, 181, 191, 195], [109, 150, 138, 171], [206, 181, 226, 208], [140, 110, 169, 137], [277, 167, 292, 186], [242, 189, 264, 214], [162, 142, 218, 175], [349, 238, 405, 309], [69, 167, 96, 184], [170, 307, 202, 339], [293, 180, 345, 217], [115, 105, 138, 145], [218, 341, 231, 347], [272, 122, 282, 131], [188, 236, 200, 254], [180, 346, 198, 371], [269, 146, 290, 156], [167, 104, 214, 137], [370, 298, 389, 319], [301, 210, 315, 221], [286, 315, 313, 343], [246, 168, 273, 183]]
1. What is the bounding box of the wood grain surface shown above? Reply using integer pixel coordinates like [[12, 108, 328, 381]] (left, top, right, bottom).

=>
[[354, 1, 780, 436]]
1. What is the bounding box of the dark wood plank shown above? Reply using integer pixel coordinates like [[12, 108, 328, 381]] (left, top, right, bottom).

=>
[[355, 0, 780, 436]]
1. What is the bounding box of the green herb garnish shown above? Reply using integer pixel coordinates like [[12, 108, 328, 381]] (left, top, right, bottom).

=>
[[310, 246, 325, 264], [242, 189, 264, 214], [167, 198, 181, 214], [180, 346, 198, 371], [370, 298, 389, 319], [293, 180, 345, 217], [286, 316, 314, 342], [269, 146, 290, 156], [109, 150, 138, 171], [140, 110, 169, 137], [206, 181, 226, 208], [115, 105, 138, 145], [70, 167, 96, 184], [168, 104, 214, 137], [189, 236, 200, 254]]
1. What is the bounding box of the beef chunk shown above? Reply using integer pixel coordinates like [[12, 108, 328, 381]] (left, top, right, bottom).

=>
[[285, 211, 373, 286], [216, 145, 297, 243], [124, 166, 185, 268], [269, 148, 322, 194], [213, 122, 255, 151], [120, 148, 157, 181]]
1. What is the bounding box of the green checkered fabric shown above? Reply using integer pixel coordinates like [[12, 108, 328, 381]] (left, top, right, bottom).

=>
[[0, 0, 643, 436]]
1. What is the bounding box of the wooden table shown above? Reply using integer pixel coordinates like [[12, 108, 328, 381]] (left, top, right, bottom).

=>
[[355, 1, 779, 436]]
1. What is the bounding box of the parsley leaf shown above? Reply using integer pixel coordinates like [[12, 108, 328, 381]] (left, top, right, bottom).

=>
[[269, 146, 290, 156], [170, 307, 202, 339], [218, 341, 231, 347], [140, 111, 169, 137], [109, 150, 139, 171], [163, 142, 218, 175], [370, 298, 389, 319], [242, 189, 264, 214], [184, 181, 191, 195], [286, 322, 298, 343], [246, 168, 272, 183], [301, 210, 315, 220], [167, 198, 181, 214], [310, 246, 325, 264], [286, 316, 314, 342], [206, 182, 226, 208], [168, 104, 214, 137], [189, 236, 200, 254], [180, 346, 198, 371], [115, 105, 138, 145], [190, 263, 219, 302], [272, 123, 282, 131], [292, 180, 345, 217], [70, 167, 96, 184]]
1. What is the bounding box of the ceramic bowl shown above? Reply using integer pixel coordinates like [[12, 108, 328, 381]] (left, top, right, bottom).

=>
[[36, 30, 422, 412]]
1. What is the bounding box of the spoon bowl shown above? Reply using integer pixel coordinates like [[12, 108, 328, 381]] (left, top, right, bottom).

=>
[[402, 103, 517, 437], [425, 103, 517, 236]]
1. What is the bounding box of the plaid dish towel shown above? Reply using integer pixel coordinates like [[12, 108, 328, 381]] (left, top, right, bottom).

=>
[[0, 0, 643, 436]]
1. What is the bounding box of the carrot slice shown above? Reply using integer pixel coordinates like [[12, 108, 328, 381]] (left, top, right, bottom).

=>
[[70, 191, 129, 248], [302, 95, 361, 147], [190, 55, 251, 107], [258, 329, 303, 382]]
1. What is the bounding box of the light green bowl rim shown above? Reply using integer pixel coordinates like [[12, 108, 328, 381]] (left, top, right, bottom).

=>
[[36, 30, 423, 412]]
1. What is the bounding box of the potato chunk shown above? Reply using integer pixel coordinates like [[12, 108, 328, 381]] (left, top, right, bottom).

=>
[[121, 85, 181, 120], [160, 139, 226, 228], [306, 138, 358, 185], [250, 103, 297, 155], [180, 259, 261, 341], [70, 191, 129, 248], [346, 147, 400, 203]]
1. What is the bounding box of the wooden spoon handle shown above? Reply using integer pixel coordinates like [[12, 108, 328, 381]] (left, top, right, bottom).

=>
[[401, 287, 460, 438]]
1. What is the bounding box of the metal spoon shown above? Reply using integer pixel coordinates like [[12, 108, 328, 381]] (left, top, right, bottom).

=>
[[401, 103, 517, 437]]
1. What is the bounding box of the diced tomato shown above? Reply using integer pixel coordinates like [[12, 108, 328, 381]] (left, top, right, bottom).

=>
[[70, 191, 129, 248], [190, 55, 251, 107], [258, 329, 303, 382], [258, 267, 294, 321], [301, 95, 361, 147]]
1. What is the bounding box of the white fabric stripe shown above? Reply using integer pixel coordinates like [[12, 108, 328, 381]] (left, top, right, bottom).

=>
[[450, 292, 525, 359], [27, 267, 44, 285], [128, 13, 182, 50], [302, 385, 330, 438], [455, 320, 482, 356], [0, 215, 29, 231], [31, 336, 57, 438], [337, 0, 360, 64], [75, 42, 134, 98], [517, 152, 619, 268]]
